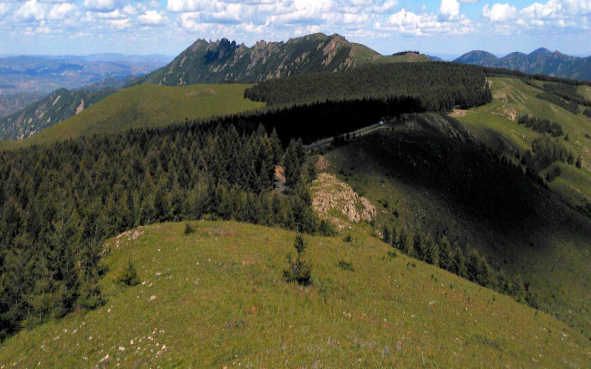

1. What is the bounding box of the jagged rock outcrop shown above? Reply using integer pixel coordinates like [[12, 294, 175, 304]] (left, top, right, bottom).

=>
[[133, 33, 363, 86]]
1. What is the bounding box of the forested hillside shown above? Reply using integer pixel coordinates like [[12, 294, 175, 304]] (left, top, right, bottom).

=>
[[0, 123, 324, 339], [244, 62, 491, 109]]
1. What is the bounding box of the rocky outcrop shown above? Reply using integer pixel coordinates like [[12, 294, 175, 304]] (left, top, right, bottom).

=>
[[135, 33, 359, 86], [310, 173, 376, 231]]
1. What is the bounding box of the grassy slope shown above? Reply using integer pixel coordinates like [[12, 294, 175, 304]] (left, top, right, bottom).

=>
[[350, 43, 380, 64], [373, 54, 431, 63], [1, 221, 589, 368], [0, 84, 264, 150], [323, 114, 591, 340], [351, 44, 431, 65], [458, 76, 591, 207]]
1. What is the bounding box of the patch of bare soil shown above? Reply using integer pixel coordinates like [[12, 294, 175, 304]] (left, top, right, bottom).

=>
[[448, 109, 467, 118]]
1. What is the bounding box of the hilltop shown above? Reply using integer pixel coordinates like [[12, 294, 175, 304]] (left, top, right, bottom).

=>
[[1, 221, 589, 367], [455, 48, 591, 80], [133, 33, 432, 86]]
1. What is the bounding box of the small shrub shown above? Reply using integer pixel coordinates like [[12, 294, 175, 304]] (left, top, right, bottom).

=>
[[338, 260, 355, 272], [387, 250, 397, 258], [117, 260, 140, 287], [284, 234, 312, 286], [319, 219, 336, 236], [184, 223, 196, 235], [343, 234, 352, 243]]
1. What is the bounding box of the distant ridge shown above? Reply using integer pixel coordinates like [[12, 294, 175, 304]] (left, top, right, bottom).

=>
[[454, 48, 591, 81], [133, 33, 432, 86]]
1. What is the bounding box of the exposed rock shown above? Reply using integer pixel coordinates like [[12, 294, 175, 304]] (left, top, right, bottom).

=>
[[310, 173, 376, 231]]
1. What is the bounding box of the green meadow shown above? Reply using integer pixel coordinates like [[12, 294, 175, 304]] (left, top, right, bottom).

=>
[[1, 221, 589, 368]]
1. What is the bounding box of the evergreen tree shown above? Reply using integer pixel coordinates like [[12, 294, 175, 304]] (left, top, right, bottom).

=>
[[382, 226, 391, 244]]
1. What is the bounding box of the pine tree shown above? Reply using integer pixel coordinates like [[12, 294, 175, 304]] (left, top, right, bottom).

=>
[[284, 234, 312, 286], [413, 232, 425, 260], [398, 229, 409, 254], [382, 225, 391, 244], [391, 226, 398, 248], [437, 237, 453, 271], [425, 239, 439, 265]]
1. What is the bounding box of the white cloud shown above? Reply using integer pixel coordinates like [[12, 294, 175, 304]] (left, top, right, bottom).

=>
[[0, 3, 13, 20], [108, 17, 129, 28], [14, 0, 45, 22], [167, 0, 209, 13], [138, 10, 168, 25], [482, 0, 591, 30], [373, 0, 398, 14], [47, 2, 76, 20], [83, 0, 121, 12], [439, 0, 460, 21], [93, 9, 126, 18], [380, 8, 473, 36], [482, 3, 517, 22]]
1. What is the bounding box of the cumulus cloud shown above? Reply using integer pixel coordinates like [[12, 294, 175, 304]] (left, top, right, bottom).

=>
[[481, 0, 591, 30], [379, 7, 473, 36], [138, 10, 168, 25], [83, 0, 121, 12], [0, 3, 13, 20], [167, 0, 209, 13], [14, 0, 45, 22], [482, 3, 517, 22], [439, 0, 460, 21], [47, 2, 76, 20]]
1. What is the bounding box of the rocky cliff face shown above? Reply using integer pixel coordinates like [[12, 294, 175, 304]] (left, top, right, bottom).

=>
[[134, 33, 359, 86], [454, 48, 591, 81]]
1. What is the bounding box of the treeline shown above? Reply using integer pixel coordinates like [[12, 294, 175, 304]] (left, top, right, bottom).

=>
[[517, 115, 564, 137], [392, 51, 419, 55], [541, 83, 591, 108], [522, 135, 581, 173], [382, 227, 536, 307], [203, 97, 425, 146], [244, 62, 492, 110], [0, 123, 325, 340], [536, 92, 580, 114], [483, 67, 591, 87]]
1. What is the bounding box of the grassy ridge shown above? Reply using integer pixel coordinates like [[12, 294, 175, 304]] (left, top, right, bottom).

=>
[[458, 76, 591, 207], [1, 221, 589, 367], [0, 84, 264, 150]]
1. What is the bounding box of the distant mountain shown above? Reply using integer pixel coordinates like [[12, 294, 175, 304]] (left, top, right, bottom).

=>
[[454, 48, 591, 80], [0, 54, 171, 95], [0, 88, 115, 140], [134, 33, 430, 86]]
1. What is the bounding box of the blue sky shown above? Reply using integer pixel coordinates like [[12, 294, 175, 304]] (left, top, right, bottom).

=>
[[1, 0, 590, 58]]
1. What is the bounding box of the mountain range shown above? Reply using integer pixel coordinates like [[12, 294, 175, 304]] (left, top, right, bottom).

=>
[[454, 48, 591, 80]]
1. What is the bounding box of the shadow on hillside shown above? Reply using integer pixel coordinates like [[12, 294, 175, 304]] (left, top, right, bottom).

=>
[[353, 114, 591, 251]]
